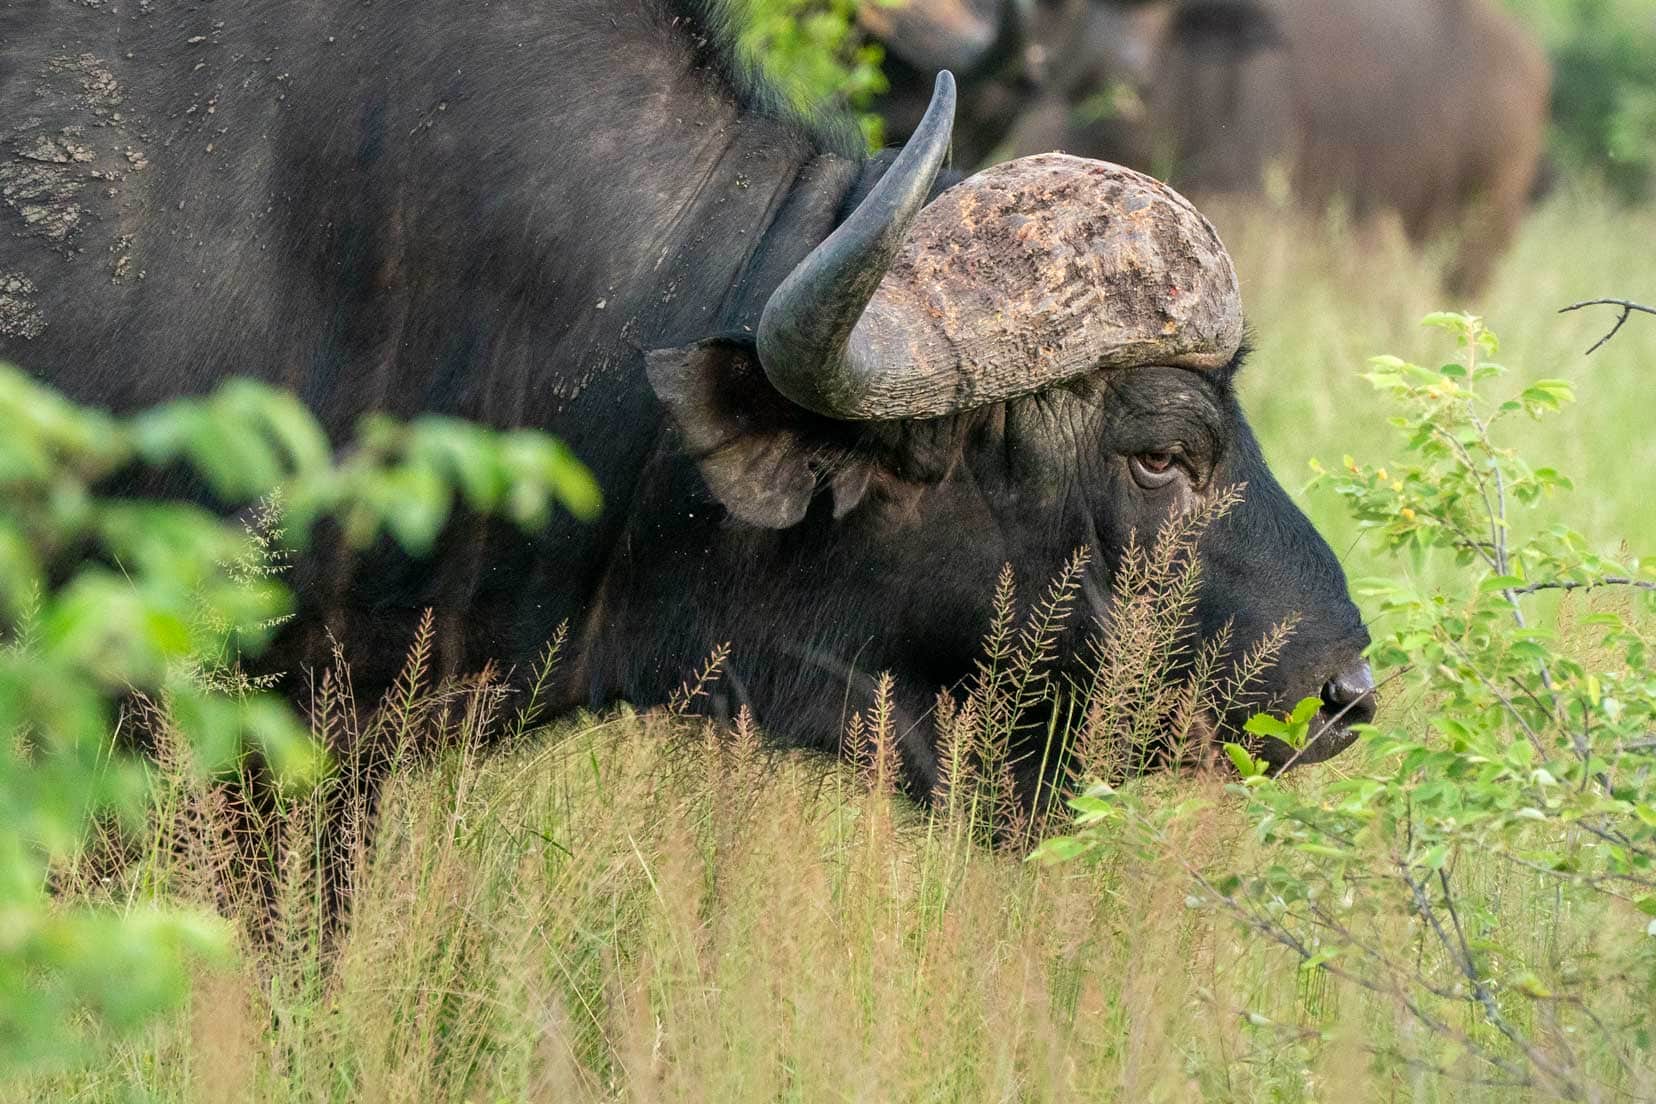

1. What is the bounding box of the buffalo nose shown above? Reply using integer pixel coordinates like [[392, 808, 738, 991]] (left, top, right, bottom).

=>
[[1321, 662, 1376, 725]]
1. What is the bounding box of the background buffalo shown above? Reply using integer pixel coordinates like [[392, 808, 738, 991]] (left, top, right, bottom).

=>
[[870, 0, 1553, 293]]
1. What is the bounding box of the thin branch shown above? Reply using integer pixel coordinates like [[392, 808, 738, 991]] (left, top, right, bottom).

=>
[[1575, 818, 1656, 864], [1460, 338, 1509, 579], [1439, 634, 1550, 759], [1495, 849, 1656, 896], [1508, 576, 1656, 597], [1398, 861, 1582, 1098], [1558, 298, 1656, 355], [1424, 423, 1503, 574]]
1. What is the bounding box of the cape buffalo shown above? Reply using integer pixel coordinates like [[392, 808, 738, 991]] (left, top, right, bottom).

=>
[[980, 0, 1552, 294], [1, 0, 1372, 787]]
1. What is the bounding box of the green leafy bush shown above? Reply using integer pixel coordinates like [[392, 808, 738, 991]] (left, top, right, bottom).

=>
[[1037, 313, 1656, 1097], [0, 366, 596, 1077]]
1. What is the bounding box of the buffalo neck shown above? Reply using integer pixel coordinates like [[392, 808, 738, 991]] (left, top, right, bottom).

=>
[[0, 0, 889, 700], [535, 136, 873, 706], [323, 64, 872, 692]]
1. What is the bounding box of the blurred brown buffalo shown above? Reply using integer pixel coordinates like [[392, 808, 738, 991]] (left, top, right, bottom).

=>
[[866, 0, 1552, 293]]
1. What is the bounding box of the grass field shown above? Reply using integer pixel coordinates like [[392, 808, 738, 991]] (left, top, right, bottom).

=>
[[1227, 186, 1656, 564], [12, 190, 1656, 1103]]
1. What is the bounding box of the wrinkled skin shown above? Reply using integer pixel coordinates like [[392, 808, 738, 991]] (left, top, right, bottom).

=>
[[873, 0, 1551, 294], [1, 0, 1368, 791]]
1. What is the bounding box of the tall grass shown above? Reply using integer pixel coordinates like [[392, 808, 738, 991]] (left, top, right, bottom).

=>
[[9, 190, 1655, 1103], [23, 712, 1635, 1102], [0, 717, 1401, 1102]]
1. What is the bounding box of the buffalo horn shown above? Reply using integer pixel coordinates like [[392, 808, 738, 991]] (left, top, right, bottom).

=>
[[766, 151, 1245, 421], [756, 72, 957, 418]]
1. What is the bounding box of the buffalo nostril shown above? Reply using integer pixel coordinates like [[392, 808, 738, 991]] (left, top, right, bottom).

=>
[[1321, 661, 1377, 725]]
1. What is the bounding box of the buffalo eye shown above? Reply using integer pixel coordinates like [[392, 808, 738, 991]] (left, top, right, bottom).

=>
[[1129, 450, 1182, 489]]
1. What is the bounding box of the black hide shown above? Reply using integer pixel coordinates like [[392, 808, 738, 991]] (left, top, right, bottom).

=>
[[0, 0, 1368, 791]]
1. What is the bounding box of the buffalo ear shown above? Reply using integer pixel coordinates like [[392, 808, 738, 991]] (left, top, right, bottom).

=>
[[647, 339, 856, 529]]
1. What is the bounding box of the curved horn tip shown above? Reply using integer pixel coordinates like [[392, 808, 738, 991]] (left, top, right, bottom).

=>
[[755, 67, 959, 417], [925, 71, 958, 142], [905, 70, 957, 160]]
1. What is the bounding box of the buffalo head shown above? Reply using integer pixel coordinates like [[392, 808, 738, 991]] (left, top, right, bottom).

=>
[[601, 75, 1369, 784]]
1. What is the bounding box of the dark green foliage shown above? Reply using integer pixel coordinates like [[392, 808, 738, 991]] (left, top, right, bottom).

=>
[[0, 366, 596, 1077], [1509, 0, 1656, 201]]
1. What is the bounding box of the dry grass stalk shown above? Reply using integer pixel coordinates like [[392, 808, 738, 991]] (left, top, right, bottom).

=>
[[508, 620, 569, 747], [370, 606, 436, 771], [911, 486, 1291, 850], [666, 642, 732, 717], [861, 672, 900, 797]]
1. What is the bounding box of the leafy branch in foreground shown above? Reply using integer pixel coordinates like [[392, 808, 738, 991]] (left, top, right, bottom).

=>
[[0, 365, 598, 1076], [1036, 312, 1656, 1099]]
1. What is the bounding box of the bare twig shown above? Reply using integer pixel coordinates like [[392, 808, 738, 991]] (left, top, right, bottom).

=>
[[1508, 576, 1655, 597], [1398, 861, 1582, 1098], [1558, 298, 1656, 355]]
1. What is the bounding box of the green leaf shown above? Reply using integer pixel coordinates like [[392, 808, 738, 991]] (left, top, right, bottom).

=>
[[379, 463, 453, 555], [1066, 794, 1115, 816], [1242, 713, 1289, 738], [1421, 310, 1474, 333], [1224, 743, 1265, 778], [1430, 716, 1474, 744], [1520, 379, 1576, 411], [1288, 696, 1323, 727], [1029, 836, 1090, 865], [1301, 946, 1343, 971], [228, 381, 332, 475]]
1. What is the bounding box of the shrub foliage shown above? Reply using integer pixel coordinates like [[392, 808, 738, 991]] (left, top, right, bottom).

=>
[[1509, 0, 1656, 202], [738, 0, 892, 147], [0, 366, 596, 1075], [1039, 312, 1656, 1097]]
